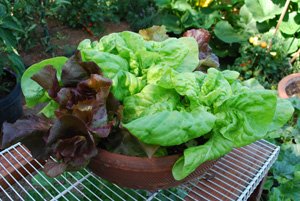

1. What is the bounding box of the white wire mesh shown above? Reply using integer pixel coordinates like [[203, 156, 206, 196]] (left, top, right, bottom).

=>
[[0, 140, 279, 201]]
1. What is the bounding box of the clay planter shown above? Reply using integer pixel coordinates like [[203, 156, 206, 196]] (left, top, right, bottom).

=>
[[88, 148, 216, 191], [278, 73, 300, 98]]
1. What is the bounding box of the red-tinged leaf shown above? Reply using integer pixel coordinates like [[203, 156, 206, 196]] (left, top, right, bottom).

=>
[[31, 65, 60, 98], [71, 99, 95, 123], [3, 51, 114, 177], [89, 106, 111, 137], [47, 115, 90, 145], [106, 93, 121, 115], [44, 159, 67, 177], [183, 29, 219, 68], [1, 116, 52, 159], [56, 136, 86, 158], [77, 74, 112, 99], [56, 74, 112, 110], [56, 88, 73, 107], [46, 115, 98, 173], [75, 51, 100, 75], [61, 52, 101, 87], [61, 55, 90, 87], [183, 29, 211, 52]]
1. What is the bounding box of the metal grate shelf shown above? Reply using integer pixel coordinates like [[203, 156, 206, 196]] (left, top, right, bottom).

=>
[[0, 140, 279, 201]]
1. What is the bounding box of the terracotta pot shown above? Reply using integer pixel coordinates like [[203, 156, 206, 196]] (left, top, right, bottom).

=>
[[278, 73, 300, 98], [88, 148, 216, 191]]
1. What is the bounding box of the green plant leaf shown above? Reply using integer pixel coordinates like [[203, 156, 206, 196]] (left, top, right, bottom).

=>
[[238, 5, 259, 34], [2, 16, 23, 32], [279, 11, 300, 35], [160, 13, 182, 34], [214, 21, 248, 43], [215, 90, 277, 147], [268, 188, 282, 201], [199, 68, 233, 107], [283, 37, 299, 54], [7, 52, 25, 78], [0, 3, 7, 18], [21, 57, 68, 107], [172, 0, 193, 12], [245, 0, 283, 22], [111, 71, 146, 101], [269, 98, 295, 132], [172, 133, 233, 180], [0, 27, 17, 47], [277, 179, 300, 200], [155, 0, 172, 8], [122, 84, 180, 123], [123, 107, 216, 146]]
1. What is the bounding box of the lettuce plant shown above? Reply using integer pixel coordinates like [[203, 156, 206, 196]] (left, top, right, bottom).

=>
[[1, 52, 113, 177], [0, 31, 295, 181]]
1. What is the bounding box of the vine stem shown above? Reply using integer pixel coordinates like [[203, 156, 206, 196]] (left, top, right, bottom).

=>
[[267, 0, 291, 52], [290, 48, 300, 63]]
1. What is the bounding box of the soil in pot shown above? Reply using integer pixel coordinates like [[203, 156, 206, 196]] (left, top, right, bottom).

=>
[[0, 70, 23, 125], [286, 79, 300, 98], [278, 73, 300, 99]]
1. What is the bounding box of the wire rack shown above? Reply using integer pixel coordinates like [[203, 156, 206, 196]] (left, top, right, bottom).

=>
[[0, 140, 279, 201]]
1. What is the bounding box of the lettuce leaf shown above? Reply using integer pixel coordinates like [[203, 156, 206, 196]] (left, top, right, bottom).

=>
[[269, 98, 295, 132], [21, 57, 68, 107], [199, 68, 232, 107], [215, 90, 277, 147], [111, 71, 146, 101], [78, 49, 129, 79], [171, 71, 294, 180], [122, 85, 180, 123], [123, 107, 216, 146], [172, 133, 233, 180]]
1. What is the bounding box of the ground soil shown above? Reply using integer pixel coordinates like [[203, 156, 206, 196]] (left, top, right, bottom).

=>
[[19, 19, 130, 67]]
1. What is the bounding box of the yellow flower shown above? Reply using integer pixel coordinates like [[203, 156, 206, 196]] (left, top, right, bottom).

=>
[[196, 0, 213, 8]]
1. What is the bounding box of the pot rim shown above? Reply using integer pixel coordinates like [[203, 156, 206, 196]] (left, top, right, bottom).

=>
[[97, 147, 180, 158], [90, 147, 183, 171], [278, 73, 300, 99]]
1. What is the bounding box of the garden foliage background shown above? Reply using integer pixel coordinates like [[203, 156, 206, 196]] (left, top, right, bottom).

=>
[[0, 0, 300, 200]]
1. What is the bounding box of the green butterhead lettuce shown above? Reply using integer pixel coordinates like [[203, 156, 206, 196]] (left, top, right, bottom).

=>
[[123, 107, 216, 146], [122, 85, 180, 123], [78, 31, 200, 101], [76, 32, 294, 180]]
